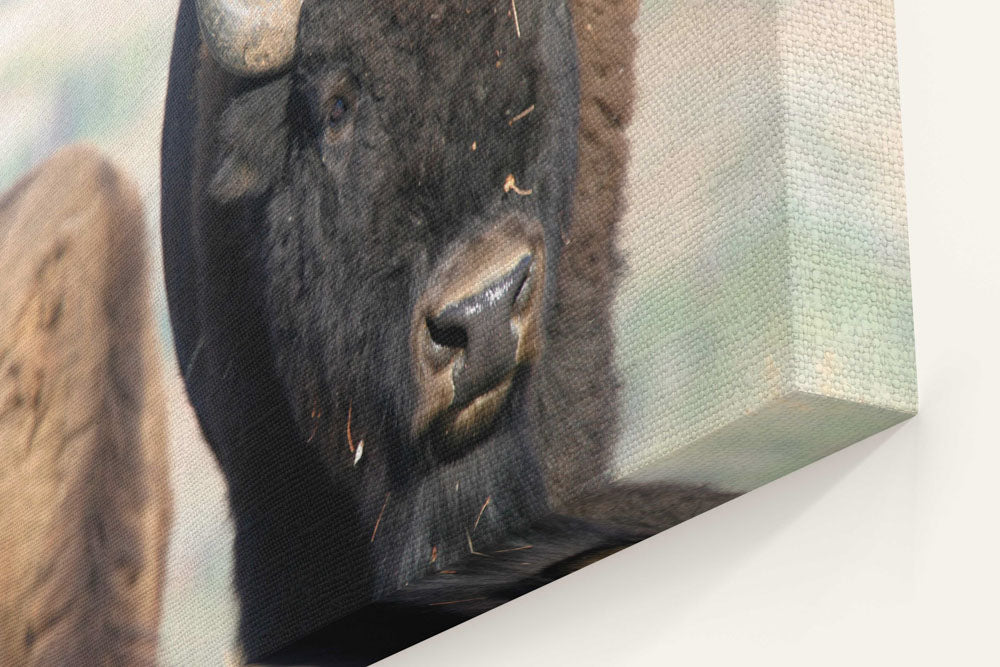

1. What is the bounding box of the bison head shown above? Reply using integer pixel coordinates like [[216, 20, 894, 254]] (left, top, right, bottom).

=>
[[199, 0, 579, 475]]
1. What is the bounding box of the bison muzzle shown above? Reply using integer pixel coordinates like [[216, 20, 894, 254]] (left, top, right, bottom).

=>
[[412, 214, 546, 459]]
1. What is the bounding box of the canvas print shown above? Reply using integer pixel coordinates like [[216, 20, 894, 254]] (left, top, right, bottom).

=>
[[0, 1, 917, 665]]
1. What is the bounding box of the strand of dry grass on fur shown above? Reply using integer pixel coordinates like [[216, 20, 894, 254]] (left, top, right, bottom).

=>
[[503, 173, 532, 196], [371, 492, 391, 542], [508, 103, 534, 125], [346, 401, 365, 463], [510, 0, 521, 38], [473, 495, 492, 531], [346, 401, 356, 453], [465, 529, 491, 557], [306, 398, 321, 443]]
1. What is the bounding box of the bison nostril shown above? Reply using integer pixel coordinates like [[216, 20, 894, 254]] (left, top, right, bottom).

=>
[[426, 316, 468, 350], [505, 254, 532, 305], [512, 263, 532, 311]]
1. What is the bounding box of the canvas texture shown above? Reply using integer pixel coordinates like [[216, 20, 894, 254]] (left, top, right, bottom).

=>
[[616, 0, 916, 491], [0, 1, 916, 665]]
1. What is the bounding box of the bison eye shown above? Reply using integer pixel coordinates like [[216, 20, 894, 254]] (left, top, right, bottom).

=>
[[328, 97, 349, 127]]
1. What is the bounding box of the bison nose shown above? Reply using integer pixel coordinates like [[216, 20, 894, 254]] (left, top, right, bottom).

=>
[[410, 216, 546, 446], [426, 254, 533, 406]]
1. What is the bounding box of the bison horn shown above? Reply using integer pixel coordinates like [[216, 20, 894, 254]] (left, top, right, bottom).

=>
[[195, 0, 303, 76]]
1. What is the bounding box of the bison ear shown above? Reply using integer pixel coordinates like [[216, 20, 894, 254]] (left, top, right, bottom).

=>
[[208, 153, 270, 202], [207, 78, 291, 203]]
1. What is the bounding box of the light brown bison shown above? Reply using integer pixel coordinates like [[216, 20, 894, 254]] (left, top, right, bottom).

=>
[[0, 145, 171, 666]]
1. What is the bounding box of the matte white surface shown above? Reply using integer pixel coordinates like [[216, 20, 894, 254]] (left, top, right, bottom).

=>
[[379, 2, 1000, 664]]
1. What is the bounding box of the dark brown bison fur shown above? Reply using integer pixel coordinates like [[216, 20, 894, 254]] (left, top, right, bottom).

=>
[[0, 145, 171, 666], [162, 1, 735, 663], [535, 0, 642, 508]]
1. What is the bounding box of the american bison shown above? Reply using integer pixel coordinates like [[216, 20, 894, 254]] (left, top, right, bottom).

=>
[[0, 145, 171, 666], [161, 0, 732, 662]]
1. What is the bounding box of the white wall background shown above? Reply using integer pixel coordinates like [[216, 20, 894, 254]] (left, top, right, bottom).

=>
[[380, 2, 1000, 664]]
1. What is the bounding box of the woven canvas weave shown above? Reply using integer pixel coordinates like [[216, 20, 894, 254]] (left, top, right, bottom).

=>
[[0, 1, 917, 664], [616, 0, 916, 491]]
